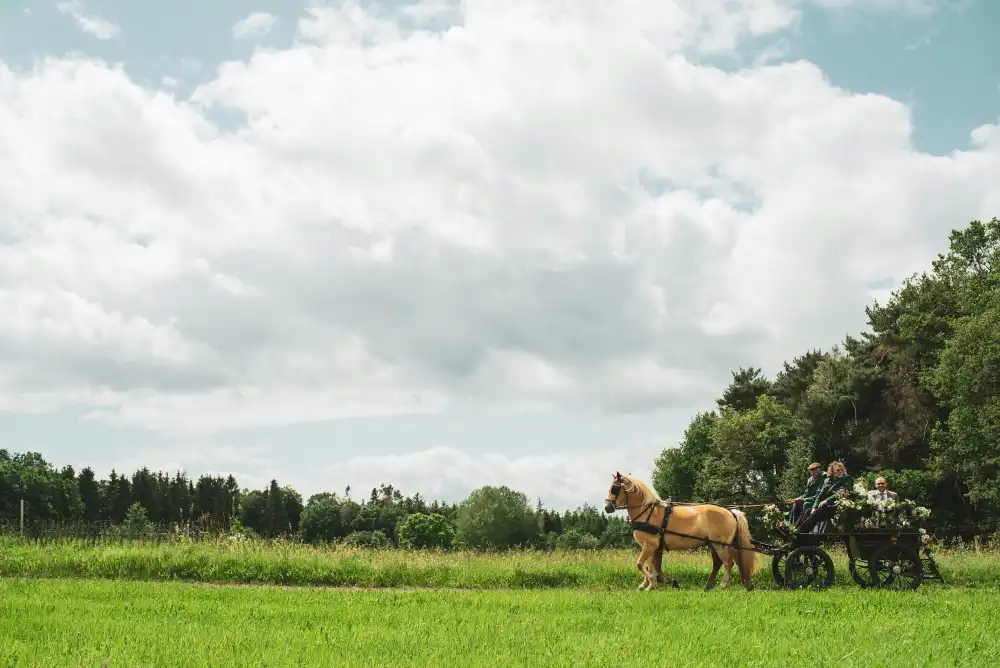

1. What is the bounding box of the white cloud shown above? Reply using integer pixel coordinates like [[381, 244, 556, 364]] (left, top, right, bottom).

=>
[[2, 0, 998, 502], [56, 1, 120, 40], [232, 12, 277, 39], [109, 440, 664, 510], [324, 444, 663, 509]]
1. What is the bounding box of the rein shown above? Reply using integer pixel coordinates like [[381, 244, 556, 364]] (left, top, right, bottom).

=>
[[607, 482, 791, 512], [670, 501, 792, 509]]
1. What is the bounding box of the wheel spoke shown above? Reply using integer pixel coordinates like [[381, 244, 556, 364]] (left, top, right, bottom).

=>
[[783, 546, 834, 591], [870, 543, 922, 591]]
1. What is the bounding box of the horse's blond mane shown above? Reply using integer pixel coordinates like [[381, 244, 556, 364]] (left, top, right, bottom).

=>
[[623, 475, 661, 504]]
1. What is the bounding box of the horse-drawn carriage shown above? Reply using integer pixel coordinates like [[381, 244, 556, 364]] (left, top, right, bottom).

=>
[[604, 471, 945, 592]]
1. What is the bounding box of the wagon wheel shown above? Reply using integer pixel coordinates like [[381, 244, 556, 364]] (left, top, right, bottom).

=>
[[869, 543, 922, 590], [783, 546, 835, 591], [771, 551, 788, 588], [848, 558, 873, 588]]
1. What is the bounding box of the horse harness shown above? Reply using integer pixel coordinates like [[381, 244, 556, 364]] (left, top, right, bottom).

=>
[[608, 476, 744, 553], [629, 501, 675, 552], [628, 500, 743, 553]]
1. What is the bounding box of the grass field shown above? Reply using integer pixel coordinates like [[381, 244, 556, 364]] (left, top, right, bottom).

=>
[[1, 536, 999, 590], [1, 539, 998, 666], [1, 578, 998, 666]]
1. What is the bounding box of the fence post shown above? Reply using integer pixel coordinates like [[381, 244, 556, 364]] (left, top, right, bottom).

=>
[[20, 499, 24, 538]]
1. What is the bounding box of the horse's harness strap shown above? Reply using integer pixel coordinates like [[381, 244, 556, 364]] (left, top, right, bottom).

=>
[[658, 502, 673, 551], [629, 500, 675, 552], [632, 502, 743, 552], [631, 521, 660, 534]]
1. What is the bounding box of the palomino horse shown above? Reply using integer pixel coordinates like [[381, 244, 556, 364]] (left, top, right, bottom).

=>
[[604, 472, 759, 591]]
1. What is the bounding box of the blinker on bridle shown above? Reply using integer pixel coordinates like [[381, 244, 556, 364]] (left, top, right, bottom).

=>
[[608, 472, 629, 509]]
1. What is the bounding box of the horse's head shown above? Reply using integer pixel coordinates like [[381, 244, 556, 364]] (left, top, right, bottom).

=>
[[605, 471, 626, 513]]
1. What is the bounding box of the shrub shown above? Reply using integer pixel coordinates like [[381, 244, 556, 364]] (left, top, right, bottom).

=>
[[556, 529, 599, 550], [397, 513, 455, 550], [343, 530, 391, 549], [110, 503, 156, 540]]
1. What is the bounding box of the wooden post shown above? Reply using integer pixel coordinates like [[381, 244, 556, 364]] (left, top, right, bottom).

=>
[[20, 499, 24, 537]]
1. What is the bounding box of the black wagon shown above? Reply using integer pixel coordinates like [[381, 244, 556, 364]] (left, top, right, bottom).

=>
[[751, 526, 945, 591]]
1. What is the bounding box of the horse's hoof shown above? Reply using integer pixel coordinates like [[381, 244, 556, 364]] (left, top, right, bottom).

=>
[[671, 579, 680, 589]]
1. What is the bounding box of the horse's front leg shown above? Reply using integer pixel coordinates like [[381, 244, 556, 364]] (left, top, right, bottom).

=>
[[653, 549, 666, 584], [653, 547, 680, 589], [635, 540, 656, 590]]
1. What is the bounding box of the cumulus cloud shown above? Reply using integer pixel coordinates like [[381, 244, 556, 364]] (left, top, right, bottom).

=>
[[106, 440, 664, 510], [232, 12, 277, 39], [324, 444, 665, 509], [1, 0, 998, 502], [55, 1, 120, 40]]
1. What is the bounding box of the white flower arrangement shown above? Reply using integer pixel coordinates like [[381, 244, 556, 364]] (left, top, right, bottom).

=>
[[762, 503, 795, 535], [833, 495, 932, 532], [759, 491, 933, 541]]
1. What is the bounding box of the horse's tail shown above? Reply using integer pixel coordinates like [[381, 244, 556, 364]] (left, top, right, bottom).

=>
[[732, 509, 760, 578]]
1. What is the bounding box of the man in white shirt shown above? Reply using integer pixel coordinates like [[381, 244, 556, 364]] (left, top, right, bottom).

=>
[[867, 477, 898, 503]]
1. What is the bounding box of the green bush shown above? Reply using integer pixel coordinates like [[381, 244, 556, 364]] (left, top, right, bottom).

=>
[[397, 513, 455, 549], [343, 530, 390, 549], [104, 503, 156, 540], [555, 529, 599, 550]]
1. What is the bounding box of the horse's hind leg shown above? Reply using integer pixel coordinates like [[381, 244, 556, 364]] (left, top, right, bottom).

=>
[[705, 546, 723, 591], [719, 548, 735, 589], [738, 549, 754, 592]]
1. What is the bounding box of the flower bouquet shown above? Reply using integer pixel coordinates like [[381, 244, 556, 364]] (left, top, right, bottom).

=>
[[761, 503, 795, 536]]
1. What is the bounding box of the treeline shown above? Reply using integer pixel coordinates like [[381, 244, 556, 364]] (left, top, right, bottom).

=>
[[652, 217, 1000, 542], [0, 450, 631, 550]]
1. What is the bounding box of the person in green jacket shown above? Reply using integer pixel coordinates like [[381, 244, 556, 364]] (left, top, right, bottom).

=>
[[787, 462, 827, 524], [795, 461, 854, 533]]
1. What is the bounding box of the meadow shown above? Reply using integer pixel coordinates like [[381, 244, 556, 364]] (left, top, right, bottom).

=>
[[1, 578, 999, 666], [1, 535, 999, 590], [1, 538, 999, 666]]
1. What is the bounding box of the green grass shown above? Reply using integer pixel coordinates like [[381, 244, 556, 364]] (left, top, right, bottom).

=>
[[0, 578, 998, 667], [1, 540, 998, 666], [0, 536, 998, 590]]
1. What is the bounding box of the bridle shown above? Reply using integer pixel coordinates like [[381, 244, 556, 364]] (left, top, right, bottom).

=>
[[606, 472, 659, 515]]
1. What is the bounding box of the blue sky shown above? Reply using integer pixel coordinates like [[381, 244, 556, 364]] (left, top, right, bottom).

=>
[[0, 0, 998, 508], [3, 0, 996, 154]]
